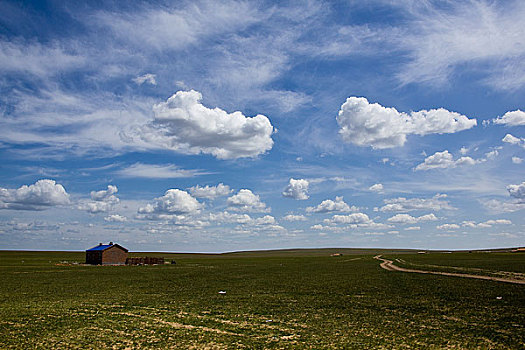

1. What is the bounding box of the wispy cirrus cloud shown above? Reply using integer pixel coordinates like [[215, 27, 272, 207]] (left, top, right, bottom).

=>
[[116, 163, 208, 179], [391, 0, 525, 90]]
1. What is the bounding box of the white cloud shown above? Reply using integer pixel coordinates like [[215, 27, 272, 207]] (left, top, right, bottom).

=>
[[227, 189, 269, 212], [0, 40, 84, 78], [116, 163, 206, 179], [206, 211, 253, 225], [461, 219, 512, 228], [252, 215, 276, 226], [95, 1, 260, 51], [133, 73, 157, 85], [321, 213, 390, 229], [369, 183, 383, 192], [104, 214, 127, 222], [489, 232, 518, 239], [380, 194, 454, 212], [507, 182, 525, 203], [387, 214, 417, 225], [415, 150, 477, 171], [91, 185, 118, 201], [306, 196, 358, 213], [189, 183, 232, 199], [502, 133, 522, 144], [137, 189, 203, 219], [393, 1, 525, 91], [502, 134, 525, 148], [336, 96, 476, 149], [483, 199, 525, 213], [493, 110, 525, 126], [282, 178, 309, 200], [512, 157, 523, 164], [387, 213, 437, 225], [485, 149, 499, 160], [127, 90, 274, 159], [310, 224, 346, 233], [78, 185, 120, 214], [436, 224, 460, 231], [324, 213, 370, 225], [0, 179, 70, 210], [405, 226, 421, 231], [205, 211, 283, 233], [282, 214, 308, 222]]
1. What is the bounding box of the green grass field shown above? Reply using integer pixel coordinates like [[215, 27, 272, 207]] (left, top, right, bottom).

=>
[[1, 249, 524, 349]]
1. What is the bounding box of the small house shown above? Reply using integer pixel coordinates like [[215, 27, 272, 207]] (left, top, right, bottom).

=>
[[86, 242, 128, 265]]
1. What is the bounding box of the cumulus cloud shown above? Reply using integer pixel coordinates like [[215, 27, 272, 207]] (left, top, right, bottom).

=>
[[117, 163, 206, 178], [369, 183, 383, 192], [128, 90, 274, 159], [387, 213, 438, 225], [336, 96, 476, 149], [461, 219, 512, 228], [324, 213, 372, 225], [137, 189, 203, 219], [206, 211, 253, 225], [502, 134, 525, 148], [414, 150, 477, 171], [78, 185, 120, 214], [189, 183, 232, 199], [0, 179, 70, 210], [493, 110, 525, 126], [91, 185, 118, 201], [484, 149, 499, 160], [512, 157, 523, 164], [507, 182, 525, 203], [282, 214, 308, 222], [252, 215, 277, 226], [104, 214, 127, 222], [133, 73, 157, 85], [436, 223, 460, 230], [306, 196, 358, 214], [319, 213, 390, 230], [380, 194, 454, 212], [227, 189, 269, 212], [282, 178, 309, 200], [205, 211, 283, 234]]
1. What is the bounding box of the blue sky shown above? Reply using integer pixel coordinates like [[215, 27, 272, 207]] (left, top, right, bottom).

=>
[[1, 0, 524, 252]]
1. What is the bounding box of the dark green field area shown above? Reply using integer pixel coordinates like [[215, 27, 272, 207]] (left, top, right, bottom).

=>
[[389, 252, 525, 280], [1, 250, 524, 349]]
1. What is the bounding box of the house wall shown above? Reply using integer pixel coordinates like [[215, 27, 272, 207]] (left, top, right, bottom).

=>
[[86, 251, 102, 265], [101, 246, 128, 265]]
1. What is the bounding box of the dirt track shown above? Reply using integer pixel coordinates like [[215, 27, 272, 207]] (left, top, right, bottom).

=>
[[374, 255, 525, 285]]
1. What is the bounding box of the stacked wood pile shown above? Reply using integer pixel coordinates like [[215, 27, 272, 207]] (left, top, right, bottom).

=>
[[126, 257, 164, 265]]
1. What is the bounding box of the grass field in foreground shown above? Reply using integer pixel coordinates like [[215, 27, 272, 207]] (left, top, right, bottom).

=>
[[0, 250, 524, 349]]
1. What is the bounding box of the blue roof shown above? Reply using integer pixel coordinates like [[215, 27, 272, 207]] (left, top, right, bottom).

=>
[[86, 244, 113, 251]]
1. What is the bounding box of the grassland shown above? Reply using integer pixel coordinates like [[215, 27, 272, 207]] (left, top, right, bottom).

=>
[[0, 249, 524, 349]]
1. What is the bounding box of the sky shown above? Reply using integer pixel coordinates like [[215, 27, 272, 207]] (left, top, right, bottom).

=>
[[0, 0, 524, 252]]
